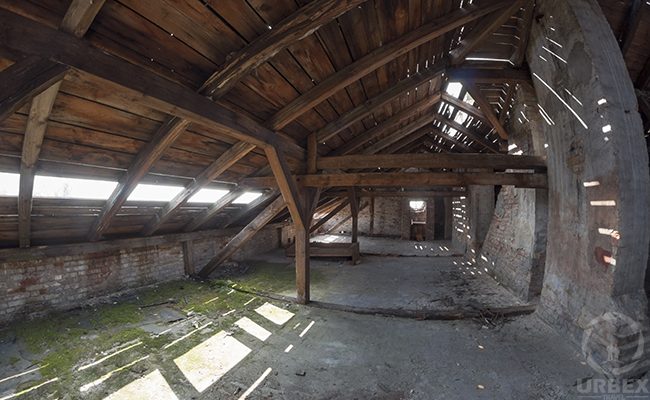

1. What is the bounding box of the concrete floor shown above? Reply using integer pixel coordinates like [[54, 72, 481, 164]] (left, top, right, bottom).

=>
[[0, 237, 606, 399], [311, 234, 458, 257], [0, 285, 594, 400]]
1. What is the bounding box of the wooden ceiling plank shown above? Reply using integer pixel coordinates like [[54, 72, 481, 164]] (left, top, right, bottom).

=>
[[141, 142, 256, 236], [268, 0, 511, 130], [450, 0, 526, 65], [361, 115, 436, 155], [197, 194, 285, 278]]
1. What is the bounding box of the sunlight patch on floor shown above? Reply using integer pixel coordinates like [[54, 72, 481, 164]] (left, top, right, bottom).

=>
[[255, 302, 294, 326], [235, 317, 272, 341], [174, 331, 251, 393], [104, 370, 178, 400]]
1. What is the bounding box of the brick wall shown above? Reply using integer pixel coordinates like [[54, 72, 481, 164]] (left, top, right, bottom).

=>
[[0, 226, 281, 323], [317, 197, 404, 237]]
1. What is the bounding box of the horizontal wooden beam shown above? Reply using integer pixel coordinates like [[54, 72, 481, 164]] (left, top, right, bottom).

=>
[[268, 0, 510, 130], [318, 153, 546, 171], [242, 171, 547, 188], [358, 190, 467, 198]]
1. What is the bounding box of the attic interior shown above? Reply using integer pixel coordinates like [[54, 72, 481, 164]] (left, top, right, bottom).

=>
[[0, 0, 649, 398]]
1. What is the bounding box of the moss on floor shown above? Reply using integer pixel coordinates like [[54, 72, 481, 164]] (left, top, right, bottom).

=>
[[228, 260, 326, 293]]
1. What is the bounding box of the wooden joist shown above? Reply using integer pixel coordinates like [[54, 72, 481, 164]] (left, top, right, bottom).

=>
[[315, 61, 447, 143], [242, 171, 547, 189], [449, 0, 527, 65], [198, 195, 285, 278], [267, 0, 511, 130], [317, 153, 546, 171], [464, 82, 509, 140], [142, 142, 256, 236], [333, 93, 441, 156], [202, 0, 368, 98]]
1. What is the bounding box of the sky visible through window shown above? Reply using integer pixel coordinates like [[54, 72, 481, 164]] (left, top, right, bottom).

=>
[[0, 173, 260, 204]]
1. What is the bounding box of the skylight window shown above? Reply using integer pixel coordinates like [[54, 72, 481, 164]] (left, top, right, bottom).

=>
[[128, 184, 183, 202], [0, 172, 19, 196], [445, 82, 463, 98], [188, 188, 229, 203], [233, 192, 262, 204], [33, 175, 118, 200]]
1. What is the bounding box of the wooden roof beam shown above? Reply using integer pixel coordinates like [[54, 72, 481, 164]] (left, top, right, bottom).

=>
[[242, 171, 547, 189], [265, 146, 307, 232], [183, 189, 245, 232], [450, 0, 527, 65], [315, 60, 447, 143], [432, 112, 500, 153], [268, 0, 512, 130], [447, 67, 532, 85], [142, 142, 256, 236], [333, 93, 441, 156], [17, 0, 105, 248], [361, 115, 436, 155], [465, 81, 509, 140], [440, 92, 489, 124], [198, 195, 285, 278], [317, 153, 546, 171]]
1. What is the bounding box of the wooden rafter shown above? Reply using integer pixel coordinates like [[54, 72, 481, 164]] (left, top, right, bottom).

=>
[[242, 171, 547, 188], [511, 0, 535, 66], [202, 0, 368, 98], [361, 115, 436, 155], [142, 142, 256, 236], [450, 0, 526, 65], [315, 61, 446, 143], [17, 0, 105, 247], [333, 93, 441, 156], [310, 199, 350, 233], [198, 195, 285, 278], [265, 146, 306, 232], [432, 112, 500, 152], [268, 0, 511, 130], [499, 83, 516, 125], [464, 82, 509, 140], [380, 127, 435, 155], [447, 67, 532, 85], [441, 93, 489, 124], [183, 189, 244, 232], [618, 0, 643, 57]]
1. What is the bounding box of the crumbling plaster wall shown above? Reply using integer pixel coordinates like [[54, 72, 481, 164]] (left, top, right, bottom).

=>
[[530, 0, 650, 377]]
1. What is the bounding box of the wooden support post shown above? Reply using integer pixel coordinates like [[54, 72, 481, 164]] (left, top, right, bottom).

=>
[[307, 133, 318, 174], [182, 240, 195, 275], [348, 188, 359, 243], [295, 187, 319, 304], [198, 195, 285, 278]]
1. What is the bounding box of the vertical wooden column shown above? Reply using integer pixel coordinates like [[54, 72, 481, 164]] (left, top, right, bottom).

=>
[[347, 188, 359, 243], [296, 187, 320, 304], [369, 197, 375, 235]]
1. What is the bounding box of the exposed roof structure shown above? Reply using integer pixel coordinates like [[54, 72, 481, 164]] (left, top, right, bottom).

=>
[[0, 0, 647, 248]]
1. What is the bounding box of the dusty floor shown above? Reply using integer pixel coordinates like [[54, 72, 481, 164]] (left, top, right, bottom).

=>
[[0, 238, 608, 399], [311, 234, 458, 257]]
